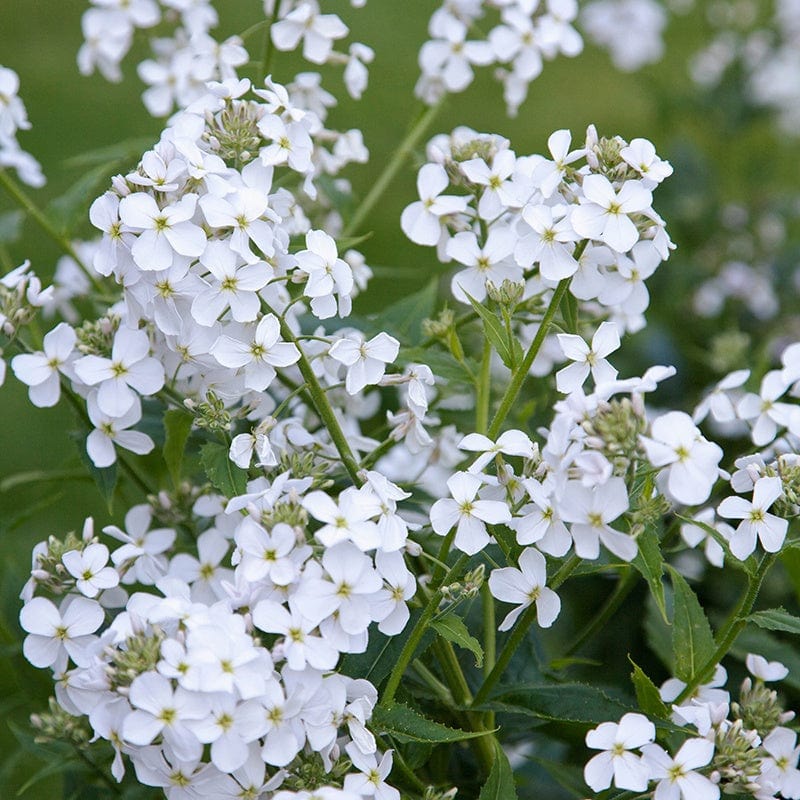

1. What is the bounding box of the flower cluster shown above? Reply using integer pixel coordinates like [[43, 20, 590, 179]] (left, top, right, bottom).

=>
[[416, 0, 583, 115], [585, 655, 800, 800]]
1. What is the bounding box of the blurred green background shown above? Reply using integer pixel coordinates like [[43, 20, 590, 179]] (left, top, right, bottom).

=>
[[0, 0, 798, 796]]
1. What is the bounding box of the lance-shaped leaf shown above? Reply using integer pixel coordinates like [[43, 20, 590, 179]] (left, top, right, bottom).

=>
[[478, 740, 518, 800], [748, 607, 800, 637], [432, 612, 484, 668], [163, 409, 193, 489], [629, 656, 670, 719], [371, 702, 491, 743], [200, 441, 247, 498], [668, 566, 716, 683]]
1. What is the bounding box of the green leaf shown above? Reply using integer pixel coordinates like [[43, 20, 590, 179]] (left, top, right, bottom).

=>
[[748, 607, 800, 636], [432, 612, 484, 667], [780, 548, 800, 604], [560, 288, 579, 334], [399, 346, 476, 385], [632, 525, 667, 622], [645, 588, 674, 671], [629, 656, 670, 718], [478, 740, 518, 800], [668, 566, 716, 683], [0, 209, 24, 244], [163, 409, 193, 489], [464, 291, 519, 371], [371, 702, 491, 743], [528, 756, 586, 799], [63, 135, 155, 168], [373, 279, 437, 346], [47, 161, 126, 235], [199, 441, 247, 498], [69, 429, 117, 511], [484, 682, 634, 724]]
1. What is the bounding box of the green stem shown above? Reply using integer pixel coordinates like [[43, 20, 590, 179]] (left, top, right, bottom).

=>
[[382, 552, 469, 706], [342, 100, 444, 238], [0, 168, 105, 294], [486, 248, 583, 439], [272, 312, 363, 485], [482, 581, 496, 732], [471, 554, 581, 707], [476, 336, 492, 435], [675, 553, 777, 704]]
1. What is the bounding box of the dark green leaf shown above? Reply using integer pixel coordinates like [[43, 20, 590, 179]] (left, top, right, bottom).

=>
[[748, 607, 800, 636], [632, 525, 667, 622], [485, 682, 634, 724], [629, 656, 670, 718], [199, 442, 247, 498], [163, 409, 193, 489], [645, 588, 674, 671], [69, 429, 117, 512], [478, 740, 518, 800], [372, 702, 490, 743], [528, 756, 586, 799], [668, 566, 716, 683], [432, 612, 484, 667], [372, 279, 438, 346], [0, 209, 24, 244], [464, 292, 518, 370]]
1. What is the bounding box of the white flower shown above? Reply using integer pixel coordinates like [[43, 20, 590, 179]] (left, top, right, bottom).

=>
[[515, 203, 581, 281], [294, 230, 354, 319], [488, 547, 561, 630], [400, 163, 469, 246], [746, 653, 789, 682], [271, 1, 349, 64], [556, 320, 620, 393], [572, 175, 652, 253], [430, 471, 512, 555], [211, 314, 300, 392], [458, 429, 536, 473], [20, 595, 104, 669], [343, 743, 400, 800], [11, 322, 76, 407], [559, 477, 636, 561], [718, 476, 788, 560], [737, 370, 795, 446], [85, 393, 155, 468], [761, 727, 800, 799], [329, 332, 400, 395], [74, 327, 164, 418], [620, 137, 673, 187], [641, 738, 719, 800], [62, 543, 119, 598], [640, 411, 723, 506], [118, 192, 206, 271], [584, 712, 655, 792], [446, 226, 522, 303]]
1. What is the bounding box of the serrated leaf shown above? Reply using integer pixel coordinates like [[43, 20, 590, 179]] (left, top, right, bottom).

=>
[[69, 429, 117, 511], [748, 607, 800, 636], [371, 702, 490, 743], [668, 566, 716, 683], [163, 409, 193, 489], [632, 525, 667, 622], [484, 682, 634, 724], [629, 656, 670, 718], [478, 740, 518, 800], [464, 292, 518, 370], [371, 279, 437, 346], [432, 612, 484, 667], [199, 441, 247, 498]]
